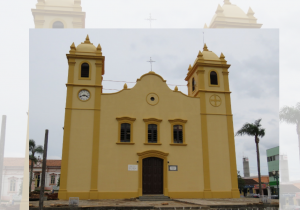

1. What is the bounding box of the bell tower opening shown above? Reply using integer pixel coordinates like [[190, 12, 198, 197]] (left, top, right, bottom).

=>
[[52, 21, 64, 28]]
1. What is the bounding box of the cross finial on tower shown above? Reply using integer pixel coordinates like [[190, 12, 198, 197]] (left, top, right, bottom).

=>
[[145, 13, 156, 28], [147, 57, 155, 71]]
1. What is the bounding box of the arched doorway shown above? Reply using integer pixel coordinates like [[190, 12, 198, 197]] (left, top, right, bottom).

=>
[[52, 21, 64, 28], [142, 157, 163, 194], [137, 150, 169, 196]]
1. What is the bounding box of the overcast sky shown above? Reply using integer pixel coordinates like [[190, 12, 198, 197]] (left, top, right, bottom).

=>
[[0, 0, 299, 182], [29, 29, 279, 178]]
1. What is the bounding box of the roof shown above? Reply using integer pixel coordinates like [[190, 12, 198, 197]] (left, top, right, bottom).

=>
[[3, 158, 25, 166], [243, 178, 258, 185], [280, 184, 300, 193], [29, 159, 61, 167]]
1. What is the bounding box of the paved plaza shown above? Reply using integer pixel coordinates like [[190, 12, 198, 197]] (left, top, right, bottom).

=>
[[29, 197, 279, 208]]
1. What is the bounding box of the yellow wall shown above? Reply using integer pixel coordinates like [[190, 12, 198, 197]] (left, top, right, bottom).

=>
[[207, 115, 231, 191], [67, 110, 93, 191], [98, 73, 203, 193]]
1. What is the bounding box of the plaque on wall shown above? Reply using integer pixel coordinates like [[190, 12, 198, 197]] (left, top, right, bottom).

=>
[[128, 165, 138, 171], [169, 165, 178, 171]]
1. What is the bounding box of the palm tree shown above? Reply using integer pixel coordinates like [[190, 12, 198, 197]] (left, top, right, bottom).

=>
[[280, 102, 300, 164], [29, 139, 43, 193], [235, 119, 265, 196]]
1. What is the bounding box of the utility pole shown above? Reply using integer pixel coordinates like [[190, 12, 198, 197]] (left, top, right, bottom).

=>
[[0, 115, 7, 200], [39, 130, 49, 210]]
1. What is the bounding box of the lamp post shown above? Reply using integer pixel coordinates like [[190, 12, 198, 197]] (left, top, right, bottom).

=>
[[272, 170, 279, 199]]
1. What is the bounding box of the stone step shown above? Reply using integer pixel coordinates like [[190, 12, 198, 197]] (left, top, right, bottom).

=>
[[139, 195, 172, 201]]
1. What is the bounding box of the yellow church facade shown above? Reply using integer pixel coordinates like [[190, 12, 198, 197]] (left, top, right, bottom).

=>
[[58, 36, 240, 200]]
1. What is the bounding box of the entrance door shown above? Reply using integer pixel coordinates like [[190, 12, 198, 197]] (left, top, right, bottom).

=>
[[142, 157, 163, 194]]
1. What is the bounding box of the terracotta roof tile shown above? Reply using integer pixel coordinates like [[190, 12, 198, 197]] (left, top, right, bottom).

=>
[[3, 158, 25, 166], [29, 159, 61, 167]]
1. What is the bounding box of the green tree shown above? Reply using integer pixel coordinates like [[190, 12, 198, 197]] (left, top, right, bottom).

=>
[[280, 102, 300, 164], [57, 177, 60, 187], [29, 139, 43, 194], [235, 119, 265, 196], [237, 171, 245, 194], [19, 179, 23, 195]]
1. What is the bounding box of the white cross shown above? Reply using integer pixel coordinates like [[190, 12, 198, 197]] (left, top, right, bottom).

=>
[[145, 13, 156, 28], [147, 57, 155, 71]]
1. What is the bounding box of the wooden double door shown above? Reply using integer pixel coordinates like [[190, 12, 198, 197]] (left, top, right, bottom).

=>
[[142, 157, 163, 194]]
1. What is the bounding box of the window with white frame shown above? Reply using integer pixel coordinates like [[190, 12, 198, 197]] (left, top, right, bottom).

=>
[[51, 175, 55, 184], [10, 179, 16, 191]]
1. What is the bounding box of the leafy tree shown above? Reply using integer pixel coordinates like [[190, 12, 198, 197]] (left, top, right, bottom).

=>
[[19, 179, 23, 195], [57, 177, 60, 187], [29, 139, 43, 194], [237, 171, 245, 193], [235, 119, 265, 196], [280, 102, 300, 164]]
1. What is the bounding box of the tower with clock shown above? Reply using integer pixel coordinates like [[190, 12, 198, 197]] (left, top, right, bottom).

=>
[[59, 35, 239, 200]]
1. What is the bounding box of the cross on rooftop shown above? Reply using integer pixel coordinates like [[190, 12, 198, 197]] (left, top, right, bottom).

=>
[[145, 13, 156, 28], [147, 57, 155, 71]]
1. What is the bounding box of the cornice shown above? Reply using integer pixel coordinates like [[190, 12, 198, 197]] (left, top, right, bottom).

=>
[[143, 118, 163, 123], [137, 150, 169, 157], [194, 89, 231, 97], [137, 71, 166, 83], [168, 119, 188, 123], [66, 54, 104, 60], [31, 9, 86, 17], [66, 83, 102, 87], [116, 117, 136, 122], [185, 62, 231, 81]]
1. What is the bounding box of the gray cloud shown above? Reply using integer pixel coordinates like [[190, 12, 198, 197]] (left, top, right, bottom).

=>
[[29, 29, 278, 176]]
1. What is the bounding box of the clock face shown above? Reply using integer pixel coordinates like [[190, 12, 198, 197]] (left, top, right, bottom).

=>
[[78, 89, 90, 101]]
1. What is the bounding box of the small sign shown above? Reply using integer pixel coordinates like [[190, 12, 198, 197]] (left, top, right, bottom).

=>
[[69, 197, 79, 206], [128, 165, 138, 171], [169, 165, 178, 171]]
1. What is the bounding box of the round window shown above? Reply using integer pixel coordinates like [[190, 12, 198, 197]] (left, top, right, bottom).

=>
[[146, 93, 159, 106]]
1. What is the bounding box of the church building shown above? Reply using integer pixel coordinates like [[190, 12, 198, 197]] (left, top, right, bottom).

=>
[[204, 0, 262, 28], [58, 36, 240, 200], [31, 0, 85, 28]]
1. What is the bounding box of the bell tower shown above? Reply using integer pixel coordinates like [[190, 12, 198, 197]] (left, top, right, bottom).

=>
[[31, 0, 85, 28], [58, 35, 104, 200], [185, 44, 239, 198]]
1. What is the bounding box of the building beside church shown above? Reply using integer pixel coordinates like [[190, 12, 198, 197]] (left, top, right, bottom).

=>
[[29, 159, 61, 192], [58, 36, 239, 200], [1, 158, 24, 201], [204, 0, 262, 28], [31, 0, 85, 28]]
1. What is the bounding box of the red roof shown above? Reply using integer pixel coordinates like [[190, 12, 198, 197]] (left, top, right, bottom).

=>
[[3, 158, 25, 166], [29, 159, 61, 167]]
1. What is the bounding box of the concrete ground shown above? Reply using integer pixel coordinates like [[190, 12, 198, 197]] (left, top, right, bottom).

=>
[[177, 198, 279, 206], [29, 197, 279, 208], [29, 199, 201, 208]]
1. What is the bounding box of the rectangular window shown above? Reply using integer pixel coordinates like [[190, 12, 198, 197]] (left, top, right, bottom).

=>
[[148, 124, 157, 143], [51, 175, 55, 184], [10, 180, 16, 191], [120, 123, 131, 142], [173, 125, 183, 143]]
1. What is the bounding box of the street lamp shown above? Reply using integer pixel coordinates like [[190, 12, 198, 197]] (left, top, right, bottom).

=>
[[272, 170, 279, 199]]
